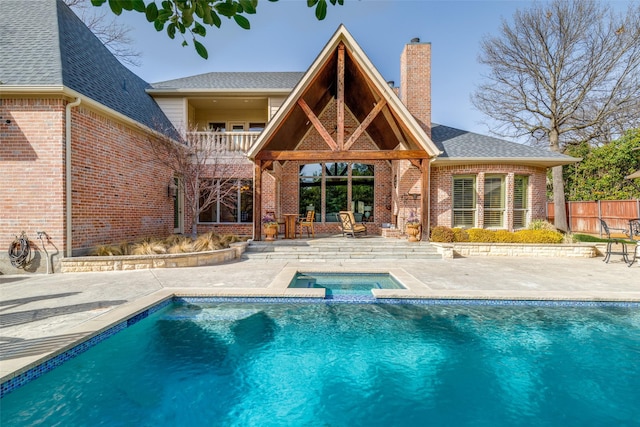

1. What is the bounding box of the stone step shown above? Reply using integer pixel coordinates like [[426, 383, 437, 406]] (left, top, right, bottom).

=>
[[241, 253, 442, 260], [242, 239, 441, 260]]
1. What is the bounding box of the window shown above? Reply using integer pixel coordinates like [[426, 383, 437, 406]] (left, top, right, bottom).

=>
[[299, 163, 322, 220], [249, 122, 265, 132], [453, 176, 476, 228], [513, 175, 529, 229], [208, 122, 225, 131], [299, 163, 374, 222], [351, 163, 375, 221], [198, 179, 252, 223], [484, 175, 505, 228], [325, 162, 348, 222]]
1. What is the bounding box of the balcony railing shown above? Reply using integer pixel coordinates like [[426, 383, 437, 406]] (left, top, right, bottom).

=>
[[187, 131, 260, 153]]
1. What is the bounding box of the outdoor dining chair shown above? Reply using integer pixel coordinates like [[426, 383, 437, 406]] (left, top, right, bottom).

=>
[[298, 210, 315, 238], [599, 219, 630, 264]]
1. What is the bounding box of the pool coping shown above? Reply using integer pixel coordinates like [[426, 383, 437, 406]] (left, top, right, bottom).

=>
[[2, 277, 640, 396]]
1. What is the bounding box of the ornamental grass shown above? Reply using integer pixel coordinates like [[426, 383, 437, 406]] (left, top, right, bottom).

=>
[[90, 232, 245, 256]]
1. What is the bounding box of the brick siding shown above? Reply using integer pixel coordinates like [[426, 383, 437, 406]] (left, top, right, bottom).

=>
[[430, 164, 547, 230]]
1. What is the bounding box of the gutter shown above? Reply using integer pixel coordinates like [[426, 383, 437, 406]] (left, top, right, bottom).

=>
[[65, 97, 81, 257]]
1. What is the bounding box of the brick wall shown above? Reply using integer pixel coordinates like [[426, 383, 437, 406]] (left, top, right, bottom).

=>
[[0, 98, 66, 273], [70, 105, 176, 254], [400, 40, 431, 137], [0, 98, 182, 272], [430, 164, 547, 230]]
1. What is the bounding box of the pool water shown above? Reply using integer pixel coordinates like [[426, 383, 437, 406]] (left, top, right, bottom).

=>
[[2, 302, 640, 426], [288, 272, 405, 295]]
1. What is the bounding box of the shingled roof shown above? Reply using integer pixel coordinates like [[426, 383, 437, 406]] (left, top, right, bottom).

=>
[[150, 72, 305, 91], [0, 0, 175, 136], [431, 123, 577, 166]]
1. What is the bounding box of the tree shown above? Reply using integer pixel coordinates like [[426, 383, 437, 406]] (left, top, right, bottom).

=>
[[64, 0, 141, 66], [148, 129, 248, 239], [563, 129, 640, 201], [89, 0, 344, 59], [472, 0, 640, 231]]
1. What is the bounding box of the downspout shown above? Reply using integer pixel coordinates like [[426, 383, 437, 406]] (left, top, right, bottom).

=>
[[65, 97, 81, 257]]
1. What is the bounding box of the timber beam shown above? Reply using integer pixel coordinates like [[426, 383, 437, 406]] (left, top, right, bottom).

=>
[[256, 150, 428, 161]]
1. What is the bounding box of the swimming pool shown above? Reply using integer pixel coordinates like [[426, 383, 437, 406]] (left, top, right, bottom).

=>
[[2, 300, 639, 426], [288, 272, 405, 296]]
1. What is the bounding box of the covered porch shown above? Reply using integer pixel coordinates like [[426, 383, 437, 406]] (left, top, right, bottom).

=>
[[247, 26, 440, 241]]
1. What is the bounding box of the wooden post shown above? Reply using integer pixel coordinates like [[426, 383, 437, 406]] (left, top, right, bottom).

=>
[[337, 43, 345, 151], [254, 160, 262, 241], [421, 158, 430, 241]]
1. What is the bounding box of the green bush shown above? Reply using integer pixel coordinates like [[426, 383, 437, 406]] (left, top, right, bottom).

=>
[[430, 226, 455, 242]]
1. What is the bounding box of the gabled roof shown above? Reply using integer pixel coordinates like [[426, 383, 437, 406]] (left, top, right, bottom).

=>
[[247, 25, 442, 159], [431, 124, 578, 167], [0, 0, 175, 136], [150, 72, 304, 92]]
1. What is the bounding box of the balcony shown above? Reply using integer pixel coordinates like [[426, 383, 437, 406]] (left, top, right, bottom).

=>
[[187, 131, 261, 154]]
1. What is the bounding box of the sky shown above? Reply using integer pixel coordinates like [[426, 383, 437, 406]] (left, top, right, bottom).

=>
[[108, 0, 633, 137]]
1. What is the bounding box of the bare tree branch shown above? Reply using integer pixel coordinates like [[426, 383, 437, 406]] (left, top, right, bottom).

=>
[[64, 0, 141, 67], [146, 129, 248, 238], [472, 0, 640, 231]]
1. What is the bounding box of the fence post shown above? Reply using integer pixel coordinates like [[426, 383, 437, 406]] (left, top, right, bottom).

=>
[[597, 200, 602, 238]]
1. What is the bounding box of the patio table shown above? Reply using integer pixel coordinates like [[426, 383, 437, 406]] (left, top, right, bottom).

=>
[[283, 214, 298, 239]]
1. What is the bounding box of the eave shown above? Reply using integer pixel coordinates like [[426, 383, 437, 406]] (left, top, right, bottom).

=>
[[431, 156, 581, 168], [146, 88, 293, 96]]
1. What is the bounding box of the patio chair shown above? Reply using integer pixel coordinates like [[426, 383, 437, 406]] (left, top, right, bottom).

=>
[[599, 219, 629, 264], [629, 219, 640, 240], [298, 210, 315, 238], [627, 244, 638, 267], [337, 211, 367, 238]]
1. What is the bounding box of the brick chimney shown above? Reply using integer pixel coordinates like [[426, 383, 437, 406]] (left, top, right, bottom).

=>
[[400, 38, 431, 137]]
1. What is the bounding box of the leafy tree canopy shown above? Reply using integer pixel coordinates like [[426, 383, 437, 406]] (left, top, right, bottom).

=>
[[563, 129, 640, 201], [90, 0, 343, 59]]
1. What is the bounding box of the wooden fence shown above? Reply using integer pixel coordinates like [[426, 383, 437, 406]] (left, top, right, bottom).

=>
[[547, 199, 640, 236]]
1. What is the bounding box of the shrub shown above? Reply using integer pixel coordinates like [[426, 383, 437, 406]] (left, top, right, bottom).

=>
[[493, 230, 517, 243], [466, 228, 497, 242], [430, 226, 455, 242], [528, 219, 557, 231], [452, 228, 469, 242], [514, 229, 564, 244]]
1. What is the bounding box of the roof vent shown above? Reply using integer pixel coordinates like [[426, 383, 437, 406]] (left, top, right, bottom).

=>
[[410, 37, 420, 43]]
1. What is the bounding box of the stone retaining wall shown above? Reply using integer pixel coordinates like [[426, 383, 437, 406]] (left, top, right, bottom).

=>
[[61, 242, 247, 273], [431, 243, 597, 259]]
